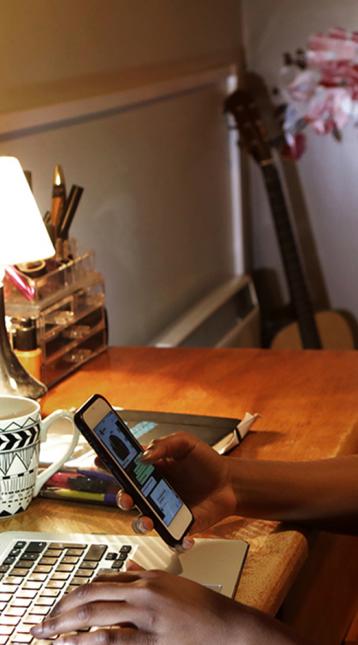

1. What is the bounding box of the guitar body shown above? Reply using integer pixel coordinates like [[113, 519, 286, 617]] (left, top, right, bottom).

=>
[[272, 311, 354, 349]]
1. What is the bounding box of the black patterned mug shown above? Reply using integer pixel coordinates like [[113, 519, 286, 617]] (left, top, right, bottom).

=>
[[0, 395, 79, 517]]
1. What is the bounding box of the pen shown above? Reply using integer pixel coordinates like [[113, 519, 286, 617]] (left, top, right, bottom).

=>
[[40, 487, 118, 506], [50, 165, 66, 241]]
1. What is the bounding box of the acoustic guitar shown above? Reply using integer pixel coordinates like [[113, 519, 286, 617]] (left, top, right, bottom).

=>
[[224, 89, 354, 349]]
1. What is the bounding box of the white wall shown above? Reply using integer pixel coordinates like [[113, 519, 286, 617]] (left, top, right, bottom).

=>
[[242, 0, 358, 334], [0, 1, 243, 345]]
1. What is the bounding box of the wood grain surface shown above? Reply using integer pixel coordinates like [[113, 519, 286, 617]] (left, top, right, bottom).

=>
[[1, 347, 357, 643]]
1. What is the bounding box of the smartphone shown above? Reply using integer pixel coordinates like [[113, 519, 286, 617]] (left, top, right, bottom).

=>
[[74, 394, 194, 548]]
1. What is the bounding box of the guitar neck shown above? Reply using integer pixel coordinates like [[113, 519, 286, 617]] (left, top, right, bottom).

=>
[[260, 160, 322, 349]]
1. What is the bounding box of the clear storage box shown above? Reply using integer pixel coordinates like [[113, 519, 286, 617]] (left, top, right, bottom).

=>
[[4, 249, 107, 387]]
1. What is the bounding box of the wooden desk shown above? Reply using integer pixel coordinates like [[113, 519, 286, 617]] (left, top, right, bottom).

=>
[[2, 347, 358, 644]]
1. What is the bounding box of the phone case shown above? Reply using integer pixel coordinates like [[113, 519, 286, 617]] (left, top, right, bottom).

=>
[[74, 394, 194, 548]]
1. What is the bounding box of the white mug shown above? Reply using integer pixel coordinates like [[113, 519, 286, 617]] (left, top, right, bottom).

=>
[[0, 395, 79, 517]]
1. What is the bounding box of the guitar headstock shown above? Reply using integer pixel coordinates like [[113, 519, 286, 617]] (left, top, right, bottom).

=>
[[224, 89, 272, 165]]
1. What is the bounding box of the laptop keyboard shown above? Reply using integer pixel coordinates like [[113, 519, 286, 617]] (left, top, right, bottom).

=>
[[0, 539, 133, 644]]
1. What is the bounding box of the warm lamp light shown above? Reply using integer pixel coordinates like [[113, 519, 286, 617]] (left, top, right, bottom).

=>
[[0, 156, 55, 399]]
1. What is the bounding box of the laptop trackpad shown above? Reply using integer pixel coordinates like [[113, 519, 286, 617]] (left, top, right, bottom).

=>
[[133, 537, 248, 598]]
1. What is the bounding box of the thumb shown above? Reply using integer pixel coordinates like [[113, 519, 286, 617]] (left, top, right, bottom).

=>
[[141, 432, 198, 462]]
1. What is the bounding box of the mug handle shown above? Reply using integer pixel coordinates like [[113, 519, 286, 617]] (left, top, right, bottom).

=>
[[34, 410, 80, 497]]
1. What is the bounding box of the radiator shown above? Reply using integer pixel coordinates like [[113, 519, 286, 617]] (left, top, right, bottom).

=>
[[151, 275, 260, 348]]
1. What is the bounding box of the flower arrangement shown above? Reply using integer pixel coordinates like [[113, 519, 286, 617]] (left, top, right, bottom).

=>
[[278, 27, 358, 158]]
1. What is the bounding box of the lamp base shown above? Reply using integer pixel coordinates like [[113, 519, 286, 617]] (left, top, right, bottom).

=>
[[0, 285, 47, 399]]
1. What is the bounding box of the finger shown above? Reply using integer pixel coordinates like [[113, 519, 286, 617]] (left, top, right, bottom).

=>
[[177, 535, 194, 551], [141, 432, 198, 462], [131, 515, 154, 534], [94, 456, 110, 473], [52, 626, 151, 645], [44, 579, 141, 618], [116, 490, 135, 511], [125, 560, 145, 572], [31, 601, 148, 638]]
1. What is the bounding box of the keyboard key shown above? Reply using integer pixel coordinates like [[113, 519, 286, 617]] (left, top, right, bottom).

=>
[[85, 545, 107, 561], [3, 556, 17, 565], [120, 545, 132, 554], [11, 569, 29, 577], [66, 549, 85, 557], [10, 598, 32, 608], [0, 584, 16, 593], [22, 614, 43, 624], [50, 543, 86, 550], [0, 564, 11, 573], [17, 590, 37, 599], [41, 588, 60, 598], [15, 622, 33, 633], [71, 577, 88, 586], [0, 636, 10, 645], [0, 626, 14, 635], [4, 577, 24, 585], [0, 592, 12, 602], [24, 543, 47, 554], [33, 566, 51, 574], [22, 581, 42, 590], [38, 558, 57, 566], [16, 561, 34, 569], [4, 606, 26, 616], [81, 561, 97, 569], [27, 574, 47, 582], [10, 634, 33, 643], [111, 561, 124, 570], [44, 549, 62, 558], [56, 564, 75, 573], [51, 572, 70, 581], [35, 596, 56, 606], [45, 580, 64, 589], [20, 553, 40, 562], [28, 605, 51, 615], [1, 616, 20, 625], [62, 556, 80, 564], [105, 552, 117, 560]]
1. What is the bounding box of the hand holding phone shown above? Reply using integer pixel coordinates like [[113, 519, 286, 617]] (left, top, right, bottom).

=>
[[74, 394, 194, 548]]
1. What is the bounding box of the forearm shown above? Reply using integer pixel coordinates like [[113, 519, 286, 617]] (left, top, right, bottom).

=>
[[228, 455, 358, 534], [227, 602, 308, 645]]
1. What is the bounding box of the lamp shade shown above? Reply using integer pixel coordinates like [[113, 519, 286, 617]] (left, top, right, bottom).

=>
[[0, 156, 55, 266]]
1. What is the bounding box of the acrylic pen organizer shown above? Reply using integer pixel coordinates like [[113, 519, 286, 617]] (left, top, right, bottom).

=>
[[4, 249, 107, 387]]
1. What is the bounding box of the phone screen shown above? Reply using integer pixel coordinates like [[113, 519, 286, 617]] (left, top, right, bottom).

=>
[[94, 409, 184, 526]]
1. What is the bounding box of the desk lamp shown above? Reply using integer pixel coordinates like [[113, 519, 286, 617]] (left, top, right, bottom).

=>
[[0, 156, 55, 399]]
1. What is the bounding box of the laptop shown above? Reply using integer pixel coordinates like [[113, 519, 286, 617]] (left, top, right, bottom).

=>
[[0, 530, 248, 644]]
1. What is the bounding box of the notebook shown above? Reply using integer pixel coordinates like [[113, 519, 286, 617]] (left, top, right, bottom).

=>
[[0, 530, 248, 643], [40, 409, 258, 470]]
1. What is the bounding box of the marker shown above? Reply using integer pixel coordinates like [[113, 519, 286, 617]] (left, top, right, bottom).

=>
[[45, 472, 117, 493], [40, 487, 118, 506], [58, 185, 83, 240], [77, 468, 117, 484]]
